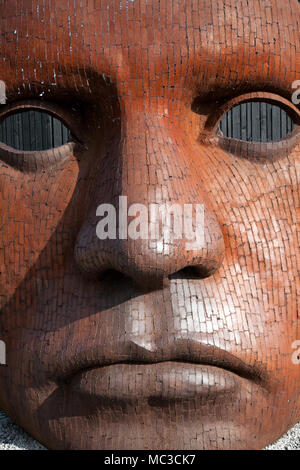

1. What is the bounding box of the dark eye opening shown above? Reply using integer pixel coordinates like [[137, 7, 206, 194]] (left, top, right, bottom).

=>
[[219, 102, 297, 143], [0, 110, 71, 151]]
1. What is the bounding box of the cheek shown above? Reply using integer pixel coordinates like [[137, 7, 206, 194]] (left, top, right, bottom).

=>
[[192, 147, 300, 362], [194, 147, 299, 274], [0, 158, 79, 301]]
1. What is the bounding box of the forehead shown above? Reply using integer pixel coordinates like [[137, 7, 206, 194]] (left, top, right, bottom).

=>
[[0, 0, 299, 99]]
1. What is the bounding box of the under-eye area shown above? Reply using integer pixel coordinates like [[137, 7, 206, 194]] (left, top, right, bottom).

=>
[[0, 102, 82, 172]]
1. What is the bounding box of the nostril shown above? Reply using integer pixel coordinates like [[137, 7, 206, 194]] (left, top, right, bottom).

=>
[[168, 265, 211, 281], [98, 269, 129, 284], [98, 269, 165, 292]]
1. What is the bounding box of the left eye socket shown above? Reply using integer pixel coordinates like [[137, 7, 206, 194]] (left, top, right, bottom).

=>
[[204, 92, 300, 161], [219, 101, 297, 142]]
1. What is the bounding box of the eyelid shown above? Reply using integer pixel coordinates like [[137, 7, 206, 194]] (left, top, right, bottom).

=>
[[217, 127, 300, 162], [0, 141, 77, 173]]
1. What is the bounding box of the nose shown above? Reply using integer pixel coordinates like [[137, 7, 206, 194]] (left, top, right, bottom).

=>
[[74, 108, 225, 290]]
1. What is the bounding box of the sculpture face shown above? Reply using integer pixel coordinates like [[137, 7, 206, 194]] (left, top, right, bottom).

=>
[[0, 0, 299, 450]]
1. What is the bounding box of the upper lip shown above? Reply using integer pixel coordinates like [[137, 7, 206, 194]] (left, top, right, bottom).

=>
[[55, 337, 266, 388]]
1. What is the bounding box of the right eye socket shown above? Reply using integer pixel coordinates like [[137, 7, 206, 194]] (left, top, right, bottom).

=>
[[0, 110, 71, 151]]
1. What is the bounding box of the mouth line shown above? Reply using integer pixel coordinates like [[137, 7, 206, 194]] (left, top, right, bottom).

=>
[[62, 356, 263, 387], [53, 337, 268, 390]]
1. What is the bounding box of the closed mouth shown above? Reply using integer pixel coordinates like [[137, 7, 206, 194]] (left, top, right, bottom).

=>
[[57, 338, 266, 390]]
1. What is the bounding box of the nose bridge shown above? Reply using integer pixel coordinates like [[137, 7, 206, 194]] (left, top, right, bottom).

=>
[[74, 104, 225, 288], [121, 109, 192, 203], [116, 104, 210, 211]]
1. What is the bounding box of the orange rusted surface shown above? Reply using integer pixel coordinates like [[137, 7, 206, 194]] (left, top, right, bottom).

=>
[[0, 0, 299, 450]]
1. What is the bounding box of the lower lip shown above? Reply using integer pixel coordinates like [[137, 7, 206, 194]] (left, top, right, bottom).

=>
[[69, 362, 240, 403]]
